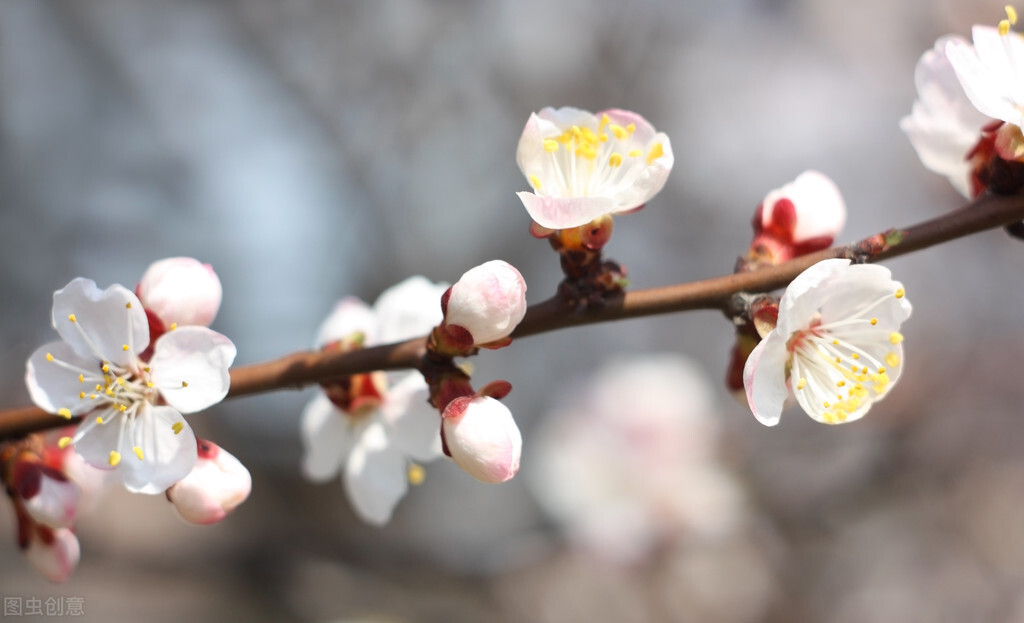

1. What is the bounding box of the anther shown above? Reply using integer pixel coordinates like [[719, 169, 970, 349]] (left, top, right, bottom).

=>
[[125, 302, 132, 309], [408, 463, 426, 486], [101, 364, 110, 373], [529, 174, 542, 190], [870, 318, 878, 326], [796, 377, 807, 390], [172, 422, 184, 435], [851, 353, 859, 360], [885, 352, 900, 368], [895, 288, 905, 299], [889, 332, 904, 344], [133, 446, 144, 461], [647, 142, 664, 165], [96, 416, 105, 424], [543, 139, 559, 152], [58, 437, 72, 450], [1008, 5, 1019, 24], [122, 344, 129, 351], [628, 148, 642, 158], [108, 451, 121, 467], [181, 381, 189, 388], [68, 314, 77, 323], [57, 408, 72, 419], [78, 374, 84, 383], [610, 124, 628, 140], [609, 153, 623, 167], [46, 353, 54, 362]]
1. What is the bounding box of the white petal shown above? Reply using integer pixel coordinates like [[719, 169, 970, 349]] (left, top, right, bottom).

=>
[[149, 326, 236, 414], [444, 260, 528, 345], [777, 258, 851, 332], [381, 373, 442, 461], [314, 297, 379, 347], [51, 278, 148, 366], [819, 264, 912, 329], [23, 471, 80, 529], [26, 527, 80, 583], [742, 330, 791, 426], [300, 392, 358, 482], [609, 132, 674, 209], [343, 422, 408, 526], [517, 192, 618, 230], [373, 276, 449, 344], [26, 341, 101, 415], [167, 441, 251, 524]]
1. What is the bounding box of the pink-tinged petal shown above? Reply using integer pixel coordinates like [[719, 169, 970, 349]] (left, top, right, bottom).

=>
[[442, 396, 522, 483], [381, 373, 443, 462], [760, 171, 846, 243], [517, 192, 618, 230], [609, 131, 674, 208], [777, 259, 851, 333], [444, 260, 528, 345], [51, 278, 149, 366], [167, 440, 251, 525], [373, 276, 449, 344], [23, 471, 80, 529], [315, 297, 378, 348], [26, 527, 80, 583], [300, 392, 358, 482], [601, 109, 658, 143], [343, 422, 408, 526], [742, 331, 790, 427], [149, 326, 236, 414], [137, 257, 223, 328], [26, 341, 101, 416]]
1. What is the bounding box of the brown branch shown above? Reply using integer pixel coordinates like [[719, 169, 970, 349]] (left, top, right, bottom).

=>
[[3, 193, 1023, 440]]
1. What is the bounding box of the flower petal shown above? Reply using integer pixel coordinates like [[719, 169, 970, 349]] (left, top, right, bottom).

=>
[[373, 276, 449, 344], [26, 527, 80, 583], [149, 326, 236, 414], [777, 258, 851, 332], [517, 192, 618, 230], [51, 278, 148, 366], [343, 421, 408, 526], [300, 392, 358, 482], [742, 330, 791, 426], [137, 257, 223, 328], [381, 373, 442, 462], [26, 341, 102, 416]]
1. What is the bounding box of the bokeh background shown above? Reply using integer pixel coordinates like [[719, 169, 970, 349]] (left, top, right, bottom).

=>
[[2, 0, 1023, 621]]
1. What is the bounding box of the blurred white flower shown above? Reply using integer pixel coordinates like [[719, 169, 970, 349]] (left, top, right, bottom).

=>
[[947, 21, 1024, 130], [136, 256, 223, 330], [516, 107, 674, 230], [529, 353, 745, 563], [751, 170, 846, 262], [301, 276, 448, 526], [167, 439, 251, 524], [743, 259, 912, 426]]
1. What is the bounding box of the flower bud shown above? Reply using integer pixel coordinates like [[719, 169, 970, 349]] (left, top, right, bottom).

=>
[[16, 463, 80, 529], [442, 396, 522, 483], [137, 257, 223, 328], [751, 171, 846, 262], [25, 526, 80, 583], [167, 440, 251, 525], [442, 260, 527, 347]]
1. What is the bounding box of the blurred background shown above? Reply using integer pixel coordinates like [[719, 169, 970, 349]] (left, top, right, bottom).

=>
[[1, 0, 1023, 621]]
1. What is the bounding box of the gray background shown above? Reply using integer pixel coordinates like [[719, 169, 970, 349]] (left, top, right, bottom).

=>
[[2, 0, 1023, 621]]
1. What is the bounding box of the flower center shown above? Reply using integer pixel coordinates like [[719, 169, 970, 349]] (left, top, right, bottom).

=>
[[532, 114, 664, 197]]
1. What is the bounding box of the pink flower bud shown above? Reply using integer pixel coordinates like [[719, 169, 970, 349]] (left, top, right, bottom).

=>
[[442, 396, 522, 483], [443, 260, 527, 347], [18, 464, 80, 529], [756, 170, 846, 248], [25, 526, 80, 583], [167, 440, 251, 525], [137, 257, 223, 328]]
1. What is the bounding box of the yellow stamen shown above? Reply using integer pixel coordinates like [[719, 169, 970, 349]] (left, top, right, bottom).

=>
[[58, 436, 72, 450], [95, 416, 105, 424], [610, 124, 628, 140], [57, 408, 72, 419], [108, 451, 121, 467], [122, 344, 129, 351], [181, 381, 189, 388], [125, 302, 132, 309], [609, 152, 623, 167], [870, 318, 878, 326], [408, 463, 426, 486], [1008, 5, 1019, 24], [78, 392, 85, 399], [45, 353, 54, 362], [852, 353, 859, 360], [1001, 19, 1012, 36], [894, 288, 905, 299], [172, 422, 184, 435], [101, 364, 110, 373], [133, 446, 144, 461], [543, 139, 559, 152], [628, 148, 643, 158], [837, 380, 846, 387], [796, 377, 807, 390], [529, 174, 542, 190], [68, 314, 77, 323], [78, 374, 84, 383], [626, 123, 636, 134], [646, 142, 664, 164], [885, 352, 900, 368], [889, 332, 904, 344], [169, 323, 178, 331]]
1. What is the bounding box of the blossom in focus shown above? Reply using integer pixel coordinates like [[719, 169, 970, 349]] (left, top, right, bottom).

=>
[[749, 171, 846, 263], [441, 395, 522, 484], [901, 36, 993, 198], [439, 260, 527, 350], [137, 257, 223, 332], [529, 354, 745, 563], [743, 259, 912, 426], [167, 439, 251, 524], [301, 276, 448, 525], [25, 278, 236, 494], [516, 106, 674, 230]]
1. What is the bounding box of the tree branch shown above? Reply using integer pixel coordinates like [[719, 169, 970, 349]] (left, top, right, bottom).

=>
[[2, 193, 1022, 440]]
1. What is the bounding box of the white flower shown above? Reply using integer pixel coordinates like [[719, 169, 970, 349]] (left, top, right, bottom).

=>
[[516, 107, 674, 230], [136, 257, 223, 329], [947, 23, 1024, 130], [441, 396, 522, 484], [743, 259, 912, 426], [24, 526, 80, 583], [25, 278, 236, 494], [755, 170, 846, 250], [301, 276, 448, 526], [167, 439, 251, 524], [442, 260, 527, 347], [529, 354, 745, 563], [901, 36, 992, 198]]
